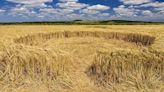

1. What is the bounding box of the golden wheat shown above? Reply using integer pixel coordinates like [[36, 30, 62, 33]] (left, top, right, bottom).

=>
[[87, 49, 164, 89], [0, 25, 163, 92], [14, 31, 155, 46], [0, 44, 74, 92]]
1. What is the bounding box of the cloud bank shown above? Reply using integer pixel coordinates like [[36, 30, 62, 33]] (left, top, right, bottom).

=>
[[0, 0, 163, 22]]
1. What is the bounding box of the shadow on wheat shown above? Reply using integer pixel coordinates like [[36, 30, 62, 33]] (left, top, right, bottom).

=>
[[0, 44, 73, 91], [87, 49, 164, 91]]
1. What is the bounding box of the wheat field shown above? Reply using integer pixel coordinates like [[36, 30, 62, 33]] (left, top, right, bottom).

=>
[[0, 25, 163, 92]]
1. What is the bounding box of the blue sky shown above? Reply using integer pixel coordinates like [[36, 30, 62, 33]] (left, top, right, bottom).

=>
[[0, 0, 164, 22]]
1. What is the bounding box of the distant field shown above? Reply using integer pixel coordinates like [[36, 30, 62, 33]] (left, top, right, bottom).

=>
[[0, 20, 164, 25], [0, 25, 163, 92]]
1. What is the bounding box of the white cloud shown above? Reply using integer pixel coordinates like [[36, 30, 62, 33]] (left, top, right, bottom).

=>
[[139, 1, 164, 16], [113, 1, 164, 22], [159, 10, 164, 15], [0, 9, 5, 13], [5, 0, 111, 21], [120, 0, 152, 5], [119, 1, 164, 19], [23, 3, 48, 8], [113, 5, 139, 17], [6, 0, 53, 17], [82, 9, 100, 14], [140, 1, 164, 7], [87, 4, 110, 11], [65, 13, 85, 20], [40, 8, 74, 14], [57, 2, 88, 10], [6, 0, 53, 5], [99, 13, 110, 17], [6, 0, 52, 9], [155, 7, 164, 11], [39, 8, 57, 14], [9, 8, 36, 17], [6, 1, 53, 12], [142, 10, 153, 16], [59, 0, 78, 2], [57, 9, 74, 14], [38, 8, 86, 21], [81, 4, 110, 14], [10, 7, 27, 13], [7, 4, 39, 17]]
